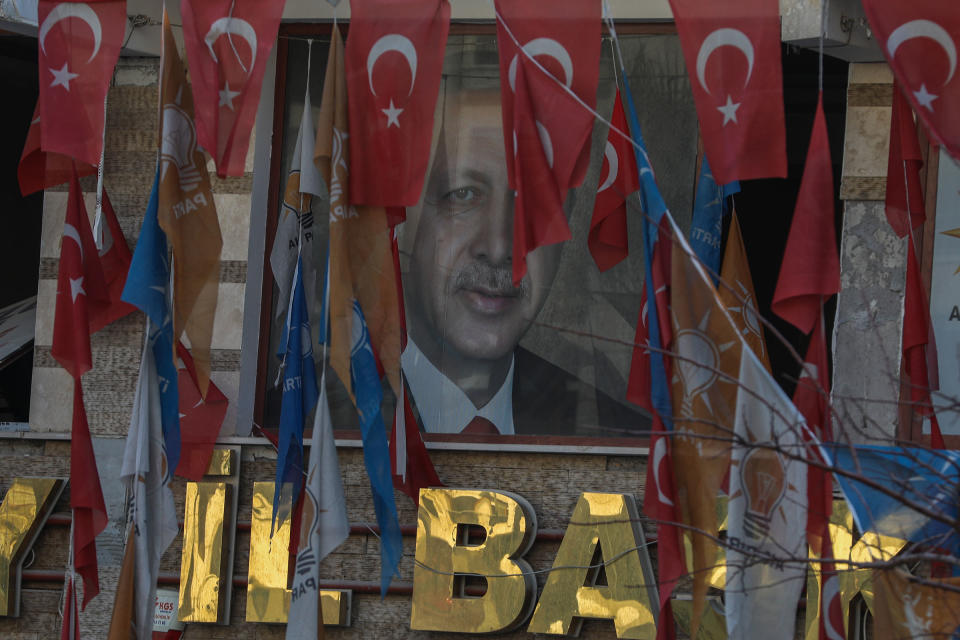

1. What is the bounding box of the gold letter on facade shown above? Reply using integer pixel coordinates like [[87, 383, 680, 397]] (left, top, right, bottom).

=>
[[528, 492, 657, 638], [245, 481, 352, 626], [803, 499, 907, 639], [0, 478, 65, 616], [178, 449, 239, 624], [411, 488, 537, 633], [246, 481, 293, 623]]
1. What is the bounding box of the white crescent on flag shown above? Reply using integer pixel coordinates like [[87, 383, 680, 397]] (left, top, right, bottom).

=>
[[597, 140, 619, 193], [535, 121, 554, 169], [63, 223, 84, 261], [507, 37, 574, 92], [39, 3, 103, 62], [651, 437, 674, 506], [695, 28, 755, 94], [821, 574, 844, 640], [366, 34, 418, 96], [512, 119, 556, 170], [204, 17, 258, 69], [887, 19, 957, 85], [887, 19, 957, 110]]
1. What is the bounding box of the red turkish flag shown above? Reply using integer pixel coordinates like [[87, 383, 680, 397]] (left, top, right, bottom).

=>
[[51, 168, 110, 379], [625, 217, 673, 409], [60, 575, 78, 640], [644, 413, 683, 640], [885, 82, 926, 237], [772, 94, 840, 334], [70, 377, 108, 610], [346, 0, 450, 206], [495, 0, 601, 192], [669, 0, 787, 183], [863, 0, 960, 161], [792, 317, 832, 550], [792, 318, 846, 640], [175, 342, 228, 482], [37, 0, 126, 168], [87, 189, 135, 333], [510, 58, 570, 285], [18, 101, 96, 196], [391, 383, 443, 506], [902, 239, 942, 449], [180, 0, 283, 177], [589, 89, 639, 272]]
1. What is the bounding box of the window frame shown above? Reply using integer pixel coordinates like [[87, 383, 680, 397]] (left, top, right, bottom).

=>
[[253, 21, 684, 454]]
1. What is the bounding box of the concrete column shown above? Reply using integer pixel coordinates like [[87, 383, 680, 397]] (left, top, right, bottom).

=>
[[831, 63, 907, 445]]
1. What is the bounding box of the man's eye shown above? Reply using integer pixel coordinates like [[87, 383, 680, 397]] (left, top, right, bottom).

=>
[[443, 187, 481, 205]]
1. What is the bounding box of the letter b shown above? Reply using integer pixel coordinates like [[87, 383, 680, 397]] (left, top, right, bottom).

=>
[[410, 488, 537, 634]]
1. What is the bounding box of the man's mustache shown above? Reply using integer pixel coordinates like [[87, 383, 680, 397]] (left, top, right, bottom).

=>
[[454, 262, 527, 298]]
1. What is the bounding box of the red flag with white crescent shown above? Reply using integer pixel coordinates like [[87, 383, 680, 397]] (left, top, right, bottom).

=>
[[174, 342, 228, 482], [70, 378, 108, 610], [626, 216, 672, 410], [391, 382, 443, 506], [37, 0, 126, 168], [51, 168, 110, 379], [180, 0, 283, 177], [863, 0, 960, 161], [818, 539, 845, 640], [628, 218, 680, 640], [509, 57, 570, 285], [885, 82, 926, 238], [668, 0, 787, 183], [495, 0, 601, 192], [345, 0, 450, 207], [18, 100, 96, 196], [589, 88, 639, 272], [88, 188, 136, 334]]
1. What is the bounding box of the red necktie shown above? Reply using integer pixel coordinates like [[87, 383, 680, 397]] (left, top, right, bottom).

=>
[[461, 416, 500, 435]]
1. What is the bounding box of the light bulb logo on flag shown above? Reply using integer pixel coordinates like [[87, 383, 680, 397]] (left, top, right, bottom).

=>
[[739, 446, 787, 540], [161, 104, 203, 192], [674, 328, 721, 418], [725, 281, 765, 356]]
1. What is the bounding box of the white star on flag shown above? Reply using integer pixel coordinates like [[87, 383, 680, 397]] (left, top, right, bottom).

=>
[[219, 82, 241, 111], [382, 99, 403, 128], [50, 63, 79, 91], [717, 95, 741, 126], [913, 84, 937, 111], [69, 276, 86, 302]]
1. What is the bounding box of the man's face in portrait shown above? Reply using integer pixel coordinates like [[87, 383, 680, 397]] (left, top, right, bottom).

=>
[[403, 87, 562, 371]]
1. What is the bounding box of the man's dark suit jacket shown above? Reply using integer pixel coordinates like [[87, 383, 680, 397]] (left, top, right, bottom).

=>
[[321, 347, 651, 438], [511, 347, 651, 437]]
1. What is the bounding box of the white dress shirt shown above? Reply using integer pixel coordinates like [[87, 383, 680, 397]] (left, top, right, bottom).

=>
[[401, 338, 515, 434]]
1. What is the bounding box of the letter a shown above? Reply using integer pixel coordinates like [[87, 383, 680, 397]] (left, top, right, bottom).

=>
[[527, 493, 658, 638]]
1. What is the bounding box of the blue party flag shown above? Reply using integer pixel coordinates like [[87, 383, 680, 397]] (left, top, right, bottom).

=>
[[350, 299, 402, 597], [273, 254, 319, 531], [689, 156, 740, 282], [122, 168, 180, 479], [823, 444, 960, 555]]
